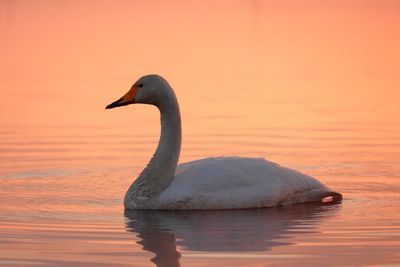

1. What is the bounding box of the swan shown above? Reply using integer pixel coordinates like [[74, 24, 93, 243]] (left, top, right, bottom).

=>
[[106, 74, 342, 210]]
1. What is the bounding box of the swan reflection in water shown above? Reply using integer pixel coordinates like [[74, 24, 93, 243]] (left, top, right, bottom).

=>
[[124, 203, 340, 267]]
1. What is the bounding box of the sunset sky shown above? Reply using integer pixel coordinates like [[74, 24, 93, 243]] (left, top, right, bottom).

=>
[[1, 0, 399, 129]]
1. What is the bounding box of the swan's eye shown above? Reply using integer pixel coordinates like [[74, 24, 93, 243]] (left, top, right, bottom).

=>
[[138, 83, 143, 88]]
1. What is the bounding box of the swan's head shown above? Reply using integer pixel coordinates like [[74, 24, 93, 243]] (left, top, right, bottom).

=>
[[105, 74, 174, 109]]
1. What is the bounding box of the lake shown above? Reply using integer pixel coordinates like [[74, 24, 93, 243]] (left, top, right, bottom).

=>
[[1, 1, 399, 266]]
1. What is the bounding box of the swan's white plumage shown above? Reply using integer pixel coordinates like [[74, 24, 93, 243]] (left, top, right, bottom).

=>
[[107, 74, 342, 210], [158, 157, 335, 209]]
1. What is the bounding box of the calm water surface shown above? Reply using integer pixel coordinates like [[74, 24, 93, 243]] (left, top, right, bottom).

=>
[[1, 1, 400, 266], [1, 120, 399, 266]]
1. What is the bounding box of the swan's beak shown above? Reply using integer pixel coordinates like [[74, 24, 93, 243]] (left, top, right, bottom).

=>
[[105, 85, 137, 109]]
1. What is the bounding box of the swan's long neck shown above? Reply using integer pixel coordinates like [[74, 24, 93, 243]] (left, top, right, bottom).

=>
[[125, 92, 181, 204]]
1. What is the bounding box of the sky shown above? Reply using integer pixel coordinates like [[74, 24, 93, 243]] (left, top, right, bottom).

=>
[[0, 0, 399, 127]]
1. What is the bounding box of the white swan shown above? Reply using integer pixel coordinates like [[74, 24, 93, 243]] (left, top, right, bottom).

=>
[[106, 74, 342, 210]]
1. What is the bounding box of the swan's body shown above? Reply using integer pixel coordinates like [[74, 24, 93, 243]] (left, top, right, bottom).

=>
[[157, 157, 339, 209], [106, 74, 342, 210]]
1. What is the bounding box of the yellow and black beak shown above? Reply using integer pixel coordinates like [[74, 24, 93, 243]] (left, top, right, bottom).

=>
[[105, 85, 137, 109]]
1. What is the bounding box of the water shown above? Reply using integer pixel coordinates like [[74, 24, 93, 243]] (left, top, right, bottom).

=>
[[1, 1, 400, 266]]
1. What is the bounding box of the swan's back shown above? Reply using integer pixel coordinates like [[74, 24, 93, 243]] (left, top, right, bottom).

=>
[[157, 157, 341, 209]]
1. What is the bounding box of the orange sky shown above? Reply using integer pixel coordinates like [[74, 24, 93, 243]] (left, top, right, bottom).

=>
[[0, 0, 399, 127]]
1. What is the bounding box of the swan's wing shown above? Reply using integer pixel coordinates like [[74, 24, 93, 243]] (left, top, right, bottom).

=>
[[157, 157, 336, 209]]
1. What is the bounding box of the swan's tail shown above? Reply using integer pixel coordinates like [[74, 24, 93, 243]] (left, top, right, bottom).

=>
[[320, 191, 343, 204], [277, 188, 343, 206]]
